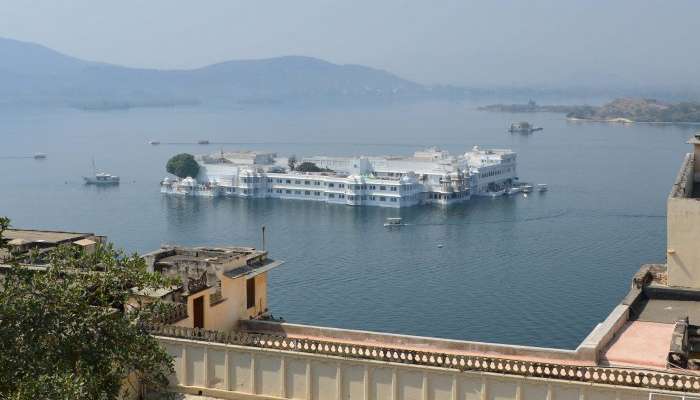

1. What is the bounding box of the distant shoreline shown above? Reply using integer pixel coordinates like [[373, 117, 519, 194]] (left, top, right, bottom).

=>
[[480, 98, 700, 125], [566, 117, 700, 125]]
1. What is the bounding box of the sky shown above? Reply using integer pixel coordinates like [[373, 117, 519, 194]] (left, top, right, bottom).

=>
[[1, 0, 699, 88]]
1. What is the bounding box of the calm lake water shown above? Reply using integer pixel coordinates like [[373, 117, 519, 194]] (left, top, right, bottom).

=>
[[1, 101, 696, 349]]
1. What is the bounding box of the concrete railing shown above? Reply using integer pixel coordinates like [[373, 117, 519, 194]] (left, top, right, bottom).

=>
[[146, 324, 700, 397]]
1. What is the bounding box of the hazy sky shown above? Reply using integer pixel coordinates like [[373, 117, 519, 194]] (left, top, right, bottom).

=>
[[1, 1, 698, 87]]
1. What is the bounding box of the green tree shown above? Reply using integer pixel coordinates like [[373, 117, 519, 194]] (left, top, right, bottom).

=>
[[0, 217, 176, 400], [295, 162, 333, 173], [166, 153, 199, 179]]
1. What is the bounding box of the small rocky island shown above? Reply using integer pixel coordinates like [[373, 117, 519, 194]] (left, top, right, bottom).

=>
[[480, 98, 700, 124]]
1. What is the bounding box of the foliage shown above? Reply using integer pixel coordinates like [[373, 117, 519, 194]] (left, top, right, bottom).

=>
[[0, 217, 176, 400], [287, 155, 297, 171], [166, 153, 199, 179], [295, 162, 333, 173]]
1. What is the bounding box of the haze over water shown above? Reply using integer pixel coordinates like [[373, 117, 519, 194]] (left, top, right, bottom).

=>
[[1, 101, 695, 348]]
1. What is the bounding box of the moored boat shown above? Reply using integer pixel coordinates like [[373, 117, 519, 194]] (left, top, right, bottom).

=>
[[506, 186, 521, 195], [83, 158, 119, 185], [84, 172, 120, 185], [33, 153, 47, 159], [537, 183, 548, 192]]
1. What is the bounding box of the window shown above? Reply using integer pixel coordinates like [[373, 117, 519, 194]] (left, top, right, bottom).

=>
[[285, 189, 291, 194], [314, 181, 320, 186], [267, 178, 273, 183], [305, 190, 311, 195], [276, 189, 282, 193], [339, 194, 345, 199], [380, 186, 387, 191], [380, 196, 386, 201], [315, 191, 321, 196], [328, 183, 335, 188], [339, 184, 345, 188], [286, 179, 291, 184], [277, 179, 283, 183], [391, 198, 397, 202], [391, 186, 397, 191], [305, 180, 310, 185], [295, 190, 301, 194], [246, 278, 256, 309], [295, 180, 301, 184], [328, 193, 335, 198]]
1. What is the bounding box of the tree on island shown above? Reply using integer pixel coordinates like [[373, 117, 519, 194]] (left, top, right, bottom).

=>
[[0, 217, 176, 400], [287, 155, 297, 171], [166, 153, 200, 178], [295, 161, 334, 173]]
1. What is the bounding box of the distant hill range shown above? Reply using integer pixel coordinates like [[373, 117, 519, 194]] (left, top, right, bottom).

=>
[[480, 98, 700, 123], [0, 37, 451, 109]]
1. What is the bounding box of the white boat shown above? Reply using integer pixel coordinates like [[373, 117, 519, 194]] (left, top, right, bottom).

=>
[[486, 189, 506, 198], [537, 184, 548, 192], [520, 185, 533, 193], [84, 172, 120, 185], [383, 217, 404, 227], [506, 187, 521, 195], [83, 158, 119, 185], [149, 140, 160, 145]]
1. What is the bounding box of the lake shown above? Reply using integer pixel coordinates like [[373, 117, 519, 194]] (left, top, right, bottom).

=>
[[1, 101, 696, 349]]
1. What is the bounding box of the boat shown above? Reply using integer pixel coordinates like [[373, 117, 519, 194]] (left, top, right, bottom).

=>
[[509, 122, 543, 134], [520, 185, 534, 193], [33, 153, 47, 159], [197, 140, 210, 145], [383, 217, 404, 227], [486, 189, 506, 198], [149, 140, 160, 145], [536, 183, 548, 192], [506, 186, 521, 195], [83, 159, 119, 185]]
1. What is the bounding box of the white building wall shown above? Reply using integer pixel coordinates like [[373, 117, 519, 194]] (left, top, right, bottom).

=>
[[159, 336, 669, 400]]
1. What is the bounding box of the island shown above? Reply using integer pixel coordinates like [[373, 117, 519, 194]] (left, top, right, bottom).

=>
[[479, 98, 700, 124]]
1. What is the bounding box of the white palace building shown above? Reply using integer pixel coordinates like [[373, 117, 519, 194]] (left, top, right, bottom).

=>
[[161, 146, 518, 207]]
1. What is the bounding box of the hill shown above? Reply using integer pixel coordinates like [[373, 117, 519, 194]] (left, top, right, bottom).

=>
[[0, 37, 429, 108]]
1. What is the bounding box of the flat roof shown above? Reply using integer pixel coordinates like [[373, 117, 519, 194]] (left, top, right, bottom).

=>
[[602, 321, 675, 369], [3, 229, 93, 244]]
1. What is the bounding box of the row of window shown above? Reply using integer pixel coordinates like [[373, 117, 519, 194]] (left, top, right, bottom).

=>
[[479, 167, 513, 179]]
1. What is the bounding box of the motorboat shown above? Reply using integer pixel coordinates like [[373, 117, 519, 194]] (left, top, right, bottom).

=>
[[537, 184, 548, 192], [197, 140, 210, 145], [384, 217, 404, 227], [149, 140, 160, 145], [486, 189, 506, 198], [506, 187, 521, 195], [521, 185, 534, 193], [33, 153, 47, 159]]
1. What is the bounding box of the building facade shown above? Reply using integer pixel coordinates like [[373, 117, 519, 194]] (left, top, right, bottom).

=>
[[161, 147, 517, 207]]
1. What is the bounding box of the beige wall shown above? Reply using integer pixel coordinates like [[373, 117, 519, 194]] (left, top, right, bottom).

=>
[[668, 197, 700, 288], [158, 336, 677, 400]]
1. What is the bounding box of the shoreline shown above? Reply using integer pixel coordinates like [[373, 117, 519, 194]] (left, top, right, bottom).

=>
[[566, 117, 700, 125]]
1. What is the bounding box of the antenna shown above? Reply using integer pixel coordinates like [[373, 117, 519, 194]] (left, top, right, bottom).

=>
[[92, 157, 96, 175]]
